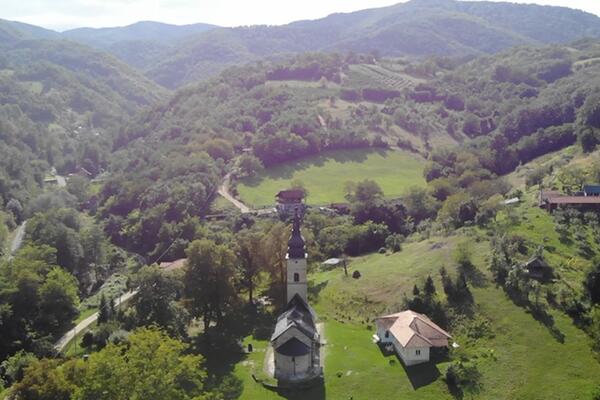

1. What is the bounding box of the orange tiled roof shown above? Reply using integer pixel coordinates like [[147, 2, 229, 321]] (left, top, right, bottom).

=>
[[376, 310, 451, 348]]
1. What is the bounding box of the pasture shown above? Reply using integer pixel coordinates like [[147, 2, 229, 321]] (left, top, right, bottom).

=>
[[236, 148, 426, 207], [233, 234, 600, 399]]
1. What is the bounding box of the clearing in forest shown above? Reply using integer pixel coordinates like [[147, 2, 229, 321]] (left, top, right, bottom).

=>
[[236, 148, 426, 207]]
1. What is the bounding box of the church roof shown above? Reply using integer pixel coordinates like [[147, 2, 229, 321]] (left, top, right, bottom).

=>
[[276, 337, 311, 356], [271, 294, 318, 343], [287, 210, 306, 259]]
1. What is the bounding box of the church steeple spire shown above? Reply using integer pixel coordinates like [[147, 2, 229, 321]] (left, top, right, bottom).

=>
[[286, 208, 307, 303], [287, 209, 305, 259]]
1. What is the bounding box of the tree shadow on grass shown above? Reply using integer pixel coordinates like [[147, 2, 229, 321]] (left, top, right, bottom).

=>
[[308, 280, 328, 303], [506, 292, 566, 343], [376, 343, 441, 390], [529, 304, 565, 343], [459, 262, 488, 288], [399, 358, 441, 390], [265, 379, 326, 400]]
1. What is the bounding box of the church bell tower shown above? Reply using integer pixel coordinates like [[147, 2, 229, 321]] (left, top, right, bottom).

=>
[[286, 210, 307, 303]]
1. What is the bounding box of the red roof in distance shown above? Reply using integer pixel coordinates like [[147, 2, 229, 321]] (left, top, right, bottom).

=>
[[276, 189, 305, 200]]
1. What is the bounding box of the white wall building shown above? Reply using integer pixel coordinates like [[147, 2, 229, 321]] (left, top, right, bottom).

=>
[[375, 310, 451, 366]]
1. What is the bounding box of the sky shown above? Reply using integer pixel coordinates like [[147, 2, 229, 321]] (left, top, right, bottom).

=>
[[1, 0, 599, 32]]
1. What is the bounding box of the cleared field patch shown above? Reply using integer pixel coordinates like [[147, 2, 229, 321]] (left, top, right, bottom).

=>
[[344, 63, 422, 90], [236, 148, 426, 207]]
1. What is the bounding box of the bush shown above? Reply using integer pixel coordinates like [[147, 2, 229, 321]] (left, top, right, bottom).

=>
[[445, 360, 482, 397], [80, 331, 94, 349], [385, 233, 404, 253]]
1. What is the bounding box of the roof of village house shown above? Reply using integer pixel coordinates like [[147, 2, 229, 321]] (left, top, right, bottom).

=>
[[158, 258, 187, 272], [376, 310, 451, 348], [271, 294, 318, 343], [276, 189, 305, 200], [545, 196, 600, 205], [524, 256, 550, 269]]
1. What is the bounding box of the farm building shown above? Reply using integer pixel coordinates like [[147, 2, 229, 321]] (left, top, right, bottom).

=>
[[374, 310, 451, 366], [275, 189, 305, 216], [539, 189, 600, 211], [518, 255, 553, 281]]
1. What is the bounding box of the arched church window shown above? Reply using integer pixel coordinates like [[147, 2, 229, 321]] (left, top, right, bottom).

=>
[[294, 272, 300, 282]]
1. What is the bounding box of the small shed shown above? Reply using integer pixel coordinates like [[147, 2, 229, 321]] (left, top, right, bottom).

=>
[[523, 256, 553, 281], [322, 258, 342, 267]]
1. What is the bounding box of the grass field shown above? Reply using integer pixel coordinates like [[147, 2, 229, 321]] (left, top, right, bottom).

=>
[[237, 148, 426, 207], [233, 232, 600, 399]]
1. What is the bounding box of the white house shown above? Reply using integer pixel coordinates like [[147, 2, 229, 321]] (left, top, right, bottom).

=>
[[374, 310, 452, 366]]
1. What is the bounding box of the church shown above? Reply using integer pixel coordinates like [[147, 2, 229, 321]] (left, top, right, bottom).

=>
[[270, 211, 322, 383]]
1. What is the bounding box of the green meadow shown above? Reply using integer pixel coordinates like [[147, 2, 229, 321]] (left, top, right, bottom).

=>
[[233, 233, 600, 399], [237, 148, 426, 207]]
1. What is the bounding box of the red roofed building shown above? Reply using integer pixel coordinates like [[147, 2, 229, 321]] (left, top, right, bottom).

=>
[[540, 189, 600, 211], [158, 258, 187, 272], [375, 310, 452, 366], [275, 189, 305, 216]]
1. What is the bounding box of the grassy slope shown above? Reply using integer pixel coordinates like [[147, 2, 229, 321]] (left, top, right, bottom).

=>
[[237, 148, 426, 207], [234, 233, 600, 399]]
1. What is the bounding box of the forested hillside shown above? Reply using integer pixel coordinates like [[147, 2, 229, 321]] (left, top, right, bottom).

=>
[[5, 0, 600, 89], [144, 0, 600, 87], [0, 37, 165, 214], [63, 21, 218, 68], [2, 3, 600, 399]]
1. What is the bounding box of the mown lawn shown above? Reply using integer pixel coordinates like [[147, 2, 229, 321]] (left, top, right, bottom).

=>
[[237, 148, 426, 207], [233, 233, 600, 399], [235, 320, 453, 400]]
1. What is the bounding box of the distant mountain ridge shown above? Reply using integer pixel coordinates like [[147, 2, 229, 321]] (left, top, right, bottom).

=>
[[3, 0, 600, 88], [143, 0, 600, 87], [62, 21, 218, 46]]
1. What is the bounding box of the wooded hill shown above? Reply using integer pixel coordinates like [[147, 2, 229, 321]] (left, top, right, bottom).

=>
[[5, 0, 600, 88], [145, 0, 600, 88], [0, 30, 165, 208], [62, 21, 218, 69]]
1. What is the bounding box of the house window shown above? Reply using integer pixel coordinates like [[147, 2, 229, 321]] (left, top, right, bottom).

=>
[[415, 349, 421, 356], [294, 272, 300, 282], [385, 330, 390, 338]]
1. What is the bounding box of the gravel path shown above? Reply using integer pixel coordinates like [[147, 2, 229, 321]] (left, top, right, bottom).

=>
[[54, 290, 138, 352]]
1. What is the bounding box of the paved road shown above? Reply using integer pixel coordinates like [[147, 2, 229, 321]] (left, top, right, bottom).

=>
[[217, 172, 251, 213], [56, 175, 66, 187], [54, 289, 138, 352], [9, 221, 27, 259]]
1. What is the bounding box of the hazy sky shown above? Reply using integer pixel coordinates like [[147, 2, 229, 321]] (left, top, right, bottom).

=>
[[1, 0, 599, 32]]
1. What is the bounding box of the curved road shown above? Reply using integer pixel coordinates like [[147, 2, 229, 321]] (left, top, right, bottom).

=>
[[9, 221, 27, 258], [7, 174, 65, 259], [54, 289, 138, 352], [218, 172, 251, 213]]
